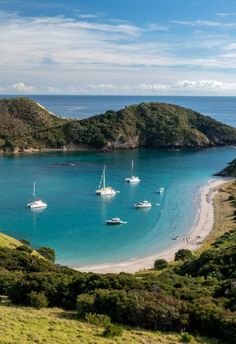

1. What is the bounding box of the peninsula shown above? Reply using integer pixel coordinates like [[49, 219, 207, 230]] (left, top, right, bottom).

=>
[[1, 97, 236, 152]]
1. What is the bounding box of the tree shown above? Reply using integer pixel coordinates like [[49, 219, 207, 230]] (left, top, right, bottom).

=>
[[154, 259, 168, 270], [37, 247, 55, 263], [28, 291, 48, 309], [175, 249, 193, 262]]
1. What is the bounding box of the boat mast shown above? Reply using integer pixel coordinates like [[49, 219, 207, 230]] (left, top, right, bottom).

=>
[[33, 181, 36, 198], [103, 165, 106, 189], [131, 160, 134, 177]]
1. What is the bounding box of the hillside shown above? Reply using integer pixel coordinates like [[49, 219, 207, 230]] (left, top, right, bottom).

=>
[[0, 97, 236, 152], [217, 158, 236, 177], [0, 305, 216, 344]]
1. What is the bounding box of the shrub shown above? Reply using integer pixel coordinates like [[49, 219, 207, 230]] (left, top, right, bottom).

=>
[[103, 323, 123, 338], [181, 332, 193, 343], [85, 313, 111, 327], [28, 291, 48, 309], [16, 245, 32, 254], [37, 247, 55, 262], [175, 249, 193, 262], [154, 259, 168, 270], [77, 294, 95, 317]]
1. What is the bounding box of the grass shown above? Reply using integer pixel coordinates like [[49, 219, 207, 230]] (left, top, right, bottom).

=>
[[0, 232, 44, 259], [0, 304, 218, 344], [198, 181, 236, 252]]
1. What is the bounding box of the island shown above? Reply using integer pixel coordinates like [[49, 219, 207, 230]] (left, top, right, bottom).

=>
[[1, 96, 236, 153]]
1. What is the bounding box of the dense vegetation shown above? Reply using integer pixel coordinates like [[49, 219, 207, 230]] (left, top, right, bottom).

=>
[[0, 182, 235, 343], [1, 97, 236, 152], [217, 158, 236, 177]]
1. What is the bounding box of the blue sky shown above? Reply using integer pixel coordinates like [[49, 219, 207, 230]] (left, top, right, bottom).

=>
[[1, 0, 236, 95]]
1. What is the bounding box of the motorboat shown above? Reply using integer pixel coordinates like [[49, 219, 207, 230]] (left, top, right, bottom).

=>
[[157, 187, 165, 193], [27, 182, 47, 209], [125, 160, 141, 184], [134, 200, 152, 208], [106, 218, 127, 225], [96, 165, 119, 196]]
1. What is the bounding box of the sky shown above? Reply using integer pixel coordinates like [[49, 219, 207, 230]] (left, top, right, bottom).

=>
[[1, 0, 236, 95]]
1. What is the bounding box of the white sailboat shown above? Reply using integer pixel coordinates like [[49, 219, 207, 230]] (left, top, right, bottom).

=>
[[27, 182, 47, 209], [125, 160, 141, 184], [95, 165, 118, 196]]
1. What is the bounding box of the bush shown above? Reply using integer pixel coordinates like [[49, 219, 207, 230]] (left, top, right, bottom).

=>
[[16, 245, 32, 254], [154, 259, 168, 270], [85, 313, 111, 327], [37, 247, 55, 262], [103, 323, 123, 338], [175, 249, 193, 262], [28, 291, 48, 309], [181, 332, 193, 343]]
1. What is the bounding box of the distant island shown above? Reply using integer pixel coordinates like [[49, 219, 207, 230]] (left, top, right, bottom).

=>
[[0, 96, 236, 153]]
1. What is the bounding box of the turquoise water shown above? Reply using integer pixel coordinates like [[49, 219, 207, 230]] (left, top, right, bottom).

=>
[[0, 147, 235, 266], [0, 95, 236, 266]]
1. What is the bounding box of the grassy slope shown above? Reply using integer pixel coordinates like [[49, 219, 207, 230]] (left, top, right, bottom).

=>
[[0, 304, 217, 344], [0, 233, 21, 249], [0, 232, 44, 259], [198, 181, 236, 252]]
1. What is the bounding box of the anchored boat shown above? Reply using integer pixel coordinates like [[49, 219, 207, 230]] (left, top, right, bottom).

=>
[[27, 182, 47, 209], [125, 160, 141, 184], [96, 165, 119, 196]]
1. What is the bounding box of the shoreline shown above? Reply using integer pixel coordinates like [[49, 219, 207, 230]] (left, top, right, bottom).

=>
[[74, 178, 230, 274]]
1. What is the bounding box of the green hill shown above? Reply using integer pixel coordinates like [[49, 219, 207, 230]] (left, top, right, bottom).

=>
[[217, 158, 236, 177], [0, 97, 236, 152]]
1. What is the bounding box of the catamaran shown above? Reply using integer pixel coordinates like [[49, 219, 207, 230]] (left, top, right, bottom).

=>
[[125, 160, 141, 184], [95, 165, 118, 196], [27, 182, 47, 209]]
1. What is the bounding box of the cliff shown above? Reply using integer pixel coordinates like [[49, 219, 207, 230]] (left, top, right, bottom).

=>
[[0, 97, 236, 152]]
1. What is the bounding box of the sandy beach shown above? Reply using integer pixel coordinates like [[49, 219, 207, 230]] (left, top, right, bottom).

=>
[[75, 178, 230, 274]]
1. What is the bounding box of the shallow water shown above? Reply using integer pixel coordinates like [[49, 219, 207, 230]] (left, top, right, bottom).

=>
[[0, 147, 235, 266]]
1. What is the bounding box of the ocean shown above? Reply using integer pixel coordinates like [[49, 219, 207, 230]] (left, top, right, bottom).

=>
[[0, 95, 235, 266]]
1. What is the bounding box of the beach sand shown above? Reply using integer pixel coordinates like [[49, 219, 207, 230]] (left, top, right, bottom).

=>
[[75, 178, 229, 274]]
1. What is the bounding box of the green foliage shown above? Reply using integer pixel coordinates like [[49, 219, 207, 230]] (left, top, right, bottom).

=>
[[16, 245, 33, 254], [103, 323, 123, 338], [85, 313, 111, 327], [217, 158, 236, 177], [154, 259, 168, 270], [175, 249, 193, 261], [181, 332, 193, 343], [37, 247, 55, 262], [1, 97, 236, 152], [27, 291, 48, 309]]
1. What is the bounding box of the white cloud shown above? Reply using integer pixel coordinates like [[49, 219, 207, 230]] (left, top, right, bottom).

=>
[[171, 20, 236, 29], [12, 82, 36, 92], [78, 13, 104, 19], [0, 12, 236, 95]]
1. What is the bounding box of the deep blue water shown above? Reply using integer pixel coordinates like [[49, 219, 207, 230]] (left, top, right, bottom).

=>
[[1, 95, 236, 126], [0, 96, 235, 267]]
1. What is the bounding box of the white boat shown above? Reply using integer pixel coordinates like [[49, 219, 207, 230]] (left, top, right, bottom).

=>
[[27, 182, 47, 209], [106, 217, 127, 225], [157, 187, 165, 193], [96, 165, 118, 196], [134, 200, 152, 208], [125, 160, 141, 184]]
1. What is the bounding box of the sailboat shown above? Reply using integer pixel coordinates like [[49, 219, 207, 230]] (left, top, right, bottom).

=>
[[95, 165, 118, 196], [125, 160, 141, 184], [27, 182, 47, 209]]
